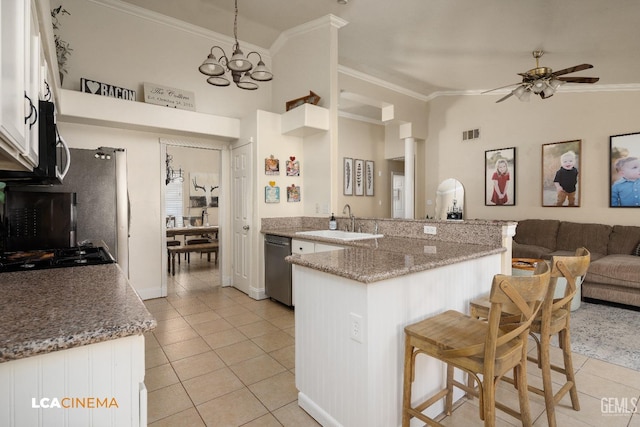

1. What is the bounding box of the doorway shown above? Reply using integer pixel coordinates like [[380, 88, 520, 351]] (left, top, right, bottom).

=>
[[162, 142, 222, 295], [392, 172, 405, 218]]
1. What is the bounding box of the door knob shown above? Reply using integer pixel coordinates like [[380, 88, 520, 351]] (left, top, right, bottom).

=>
[[243, 225, 250, 230]]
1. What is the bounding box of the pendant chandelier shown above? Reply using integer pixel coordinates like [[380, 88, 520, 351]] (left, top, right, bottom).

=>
[[198, 0, 273, 90]]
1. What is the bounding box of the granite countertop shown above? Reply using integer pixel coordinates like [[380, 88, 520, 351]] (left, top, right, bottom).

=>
[[262, 227, 505, 284], [0, 263, 156, 363]]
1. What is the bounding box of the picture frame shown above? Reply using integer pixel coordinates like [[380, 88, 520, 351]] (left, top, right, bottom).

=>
[[610, 132, 640, 207], [484, 147, 515, 206], [365, 160, 374, 196], [287, 184, 301, 202], [354, 159, 364, 196], [265, 185, 280, 203], [286, 156, 300, 176], [541, 140, 581, 207], [265, 155, 279, 175], [343, 157, 353, 195]]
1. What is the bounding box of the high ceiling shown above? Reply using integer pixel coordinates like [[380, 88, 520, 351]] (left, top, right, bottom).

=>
[[122, 0, 640, 98]]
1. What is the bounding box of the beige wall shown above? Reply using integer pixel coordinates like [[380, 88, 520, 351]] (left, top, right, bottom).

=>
[[337, 117, 388, 218], [422, 91, 640, 226]]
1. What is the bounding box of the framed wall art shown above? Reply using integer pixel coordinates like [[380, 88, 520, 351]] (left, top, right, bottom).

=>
[[343, 157, 353, 195], [484, 147, 515, 206], [610, 132, 640, 207], [265, 182, 280, 203], [286, 156, 300, 176], [287, 184, 301, 202], [265, 155, 279, 175], [365, 160, 374, 196], [541, 140, 581, 207], [354, 159, 364, 196]]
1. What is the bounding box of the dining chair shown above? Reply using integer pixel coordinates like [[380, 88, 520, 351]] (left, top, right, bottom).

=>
[[469, 248, 591, 427], [402, 262, 550, 427]]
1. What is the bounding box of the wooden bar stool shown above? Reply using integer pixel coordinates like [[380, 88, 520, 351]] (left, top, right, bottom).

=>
[[469, 248, 591, 427], [402, 262, 550, 427]]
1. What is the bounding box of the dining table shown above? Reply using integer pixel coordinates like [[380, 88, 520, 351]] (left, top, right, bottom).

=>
[[166, 225, 219, 239]]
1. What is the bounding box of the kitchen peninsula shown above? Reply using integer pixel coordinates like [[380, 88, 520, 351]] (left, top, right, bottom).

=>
[[262, 217, 515, 427], [0, 263, 156, 427]]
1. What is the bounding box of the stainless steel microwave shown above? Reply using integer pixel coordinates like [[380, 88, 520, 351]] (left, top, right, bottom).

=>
[[0, 101, 70, 185]]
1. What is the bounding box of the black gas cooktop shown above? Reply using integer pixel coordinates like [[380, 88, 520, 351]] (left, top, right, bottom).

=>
[[0, 245, 115, 273]]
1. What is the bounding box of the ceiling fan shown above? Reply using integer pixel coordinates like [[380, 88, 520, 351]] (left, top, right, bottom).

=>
[[485, 50, 600, 103]]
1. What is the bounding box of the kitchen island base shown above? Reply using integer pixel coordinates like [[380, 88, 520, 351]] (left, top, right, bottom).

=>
[[0, 334, 147, 427], [294, 253, 501, 427]]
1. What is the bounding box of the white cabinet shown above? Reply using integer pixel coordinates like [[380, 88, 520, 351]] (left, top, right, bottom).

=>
[[292, 238, 344, 254], [0, 0, 40, 171]]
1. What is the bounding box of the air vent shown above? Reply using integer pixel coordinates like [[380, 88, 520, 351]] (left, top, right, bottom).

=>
[[462, 128, 480, 141]]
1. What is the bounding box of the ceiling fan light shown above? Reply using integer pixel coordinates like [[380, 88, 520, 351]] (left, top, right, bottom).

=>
[[549, 78, 563, 89], [515, 87, 531, 102], [531, 80, 545, 94], [513, 85, 526, 98], [199, 54, 225, 76], [542, 82, 556, 98]]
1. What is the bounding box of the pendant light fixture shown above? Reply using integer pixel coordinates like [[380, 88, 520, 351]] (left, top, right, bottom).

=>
[[198, 0, 273, 90]]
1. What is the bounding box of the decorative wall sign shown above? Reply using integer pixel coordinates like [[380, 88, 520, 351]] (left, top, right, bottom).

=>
[[285, 90, 321, 111], [542, 140, 581, 207], [287, 184, 301, 202], [265, 181, 280, 203], [343, 158, 353, 195], [81, 78, 136, 101], [265, 155, 279, 175], [286, 156, 300, 176], [485, 147, 516, 206], [143, 82, 196, 111], [365, 160, 374, 196], [354, 159, 364, 196]]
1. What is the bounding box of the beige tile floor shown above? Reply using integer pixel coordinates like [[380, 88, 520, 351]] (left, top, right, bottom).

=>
[[145, 257, 640, 426]]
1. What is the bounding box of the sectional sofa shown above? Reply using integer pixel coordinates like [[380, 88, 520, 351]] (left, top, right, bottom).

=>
[[512, 219, 640, 308]]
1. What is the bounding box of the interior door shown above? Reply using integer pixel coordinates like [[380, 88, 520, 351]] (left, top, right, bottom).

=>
[[232, 143, 252, 294], [392, 172, 405, 218]]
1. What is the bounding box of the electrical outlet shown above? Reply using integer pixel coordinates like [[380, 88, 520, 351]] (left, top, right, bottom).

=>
[[350, 312, 363, 343], [423, 225, 437, 235]]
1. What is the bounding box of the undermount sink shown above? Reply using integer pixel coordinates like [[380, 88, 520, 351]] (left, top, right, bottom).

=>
[[295, 229, 383, 241]]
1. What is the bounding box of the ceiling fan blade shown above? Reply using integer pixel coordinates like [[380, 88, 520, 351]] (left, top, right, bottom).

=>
[[551, 64, 593, 77], [482, 83, 520, 94], [496, 92, 514, 103], [557, 76, 600, 83]]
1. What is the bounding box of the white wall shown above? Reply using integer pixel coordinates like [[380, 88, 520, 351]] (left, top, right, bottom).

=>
[[58, 121, 228, 299], [59, 0, 271, 118], [423, 91, 640, 226]]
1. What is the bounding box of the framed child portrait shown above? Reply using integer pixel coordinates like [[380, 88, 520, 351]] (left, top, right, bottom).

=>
[[541, 140, 581, 207], [610, 132, 640, 207], [484, 147, 515, 206]]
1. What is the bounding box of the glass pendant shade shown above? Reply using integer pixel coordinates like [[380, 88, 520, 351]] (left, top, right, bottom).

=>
[[207, 76, 230, 86], [542, 81, 556, 98], [228, 48, 252, 72], [237, 73, 258, 90], [532, 80, 545, 94], [199, 54, 225, 76], [250, 60, 273, 81]]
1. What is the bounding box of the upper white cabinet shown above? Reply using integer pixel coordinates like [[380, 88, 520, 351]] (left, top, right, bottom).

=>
[[0, 0, 41, 171], [281, 104, 329, 137]]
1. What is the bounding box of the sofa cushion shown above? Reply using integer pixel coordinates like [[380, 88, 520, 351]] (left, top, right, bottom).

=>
[[513, 219, 559, 251], [555, 221, 612, 257], [512, 242, 553, 260], [586, 255, 640, 289], [608, 225, 640, 255]]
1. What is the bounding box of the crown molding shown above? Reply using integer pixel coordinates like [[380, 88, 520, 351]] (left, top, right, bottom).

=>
[[89, 0, 270, 57], [271, 14, 348, 56], [338, 66, 430, 102]]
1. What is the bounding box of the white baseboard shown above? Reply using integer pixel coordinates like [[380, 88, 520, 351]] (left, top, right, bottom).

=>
[[298, 392, 341, 427]]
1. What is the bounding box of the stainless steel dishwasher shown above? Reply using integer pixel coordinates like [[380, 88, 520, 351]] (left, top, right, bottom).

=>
[[264, 234, 292, 306]]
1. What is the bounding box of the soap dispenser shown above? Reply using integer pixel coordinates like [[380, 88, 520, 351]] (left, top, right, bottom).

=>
[[329, 213, 337, 230]]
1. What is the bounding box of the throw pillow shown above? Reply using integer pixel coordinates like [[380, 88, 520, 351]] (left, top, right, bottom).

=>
[[634, 242, 640, 257]]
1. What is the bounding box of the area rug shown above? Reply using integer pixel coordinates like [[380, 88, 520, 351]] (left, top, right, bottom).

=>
[[565, 302, 640, 371]]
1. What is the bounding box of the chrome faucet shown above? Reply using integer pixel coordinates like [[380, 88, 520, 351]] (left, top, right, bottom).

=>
[[342, 204, 355, 232]]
